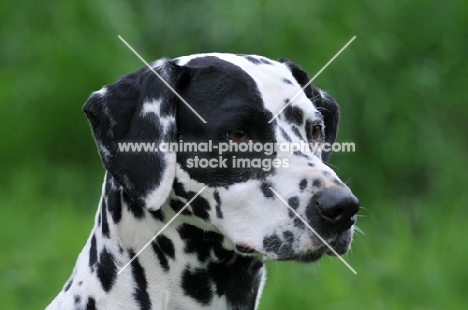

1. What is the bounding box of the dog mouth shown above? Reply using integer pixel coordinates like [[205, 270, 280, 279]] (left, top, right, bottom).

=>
[[234, 230, 352, 259], [285, 233, 353, 262], [235, 244, 259, 254], [235, 244, 348, 260]]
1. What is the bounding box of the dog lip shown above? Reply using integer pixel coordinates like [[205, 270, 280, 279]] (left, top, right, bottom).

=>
[[235, 244, 258, 254]]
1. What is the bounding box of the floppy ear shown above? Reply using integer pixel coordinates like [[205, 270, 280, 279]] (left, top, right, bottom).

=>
[[279, 59, 340, 163], [83, 59, 189, 210]]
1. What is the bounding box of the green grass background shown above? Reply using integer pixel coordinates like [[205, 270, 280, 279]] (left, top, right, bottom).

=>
[[1, 0, 467, 309]]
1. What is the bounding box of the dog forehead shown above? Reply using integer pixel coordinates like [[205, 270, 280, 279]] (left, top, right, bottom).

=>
[[175, 53, 318, 117]]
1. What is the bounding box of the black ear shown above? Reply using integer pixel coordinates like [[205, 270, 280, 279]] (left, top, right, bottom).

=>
[[279, 59, 340, 163], [83, 59, 188, 210]]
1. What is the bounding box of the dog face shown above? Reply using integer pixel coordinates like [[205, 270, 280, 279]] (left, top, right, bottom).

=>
[[84, 53, 359, 262]]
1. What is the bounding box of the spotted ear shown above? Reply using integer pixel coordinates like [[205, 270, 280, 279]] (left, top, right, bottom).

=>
[[83, 60, 189, 210], [279, 59, 340, 163]]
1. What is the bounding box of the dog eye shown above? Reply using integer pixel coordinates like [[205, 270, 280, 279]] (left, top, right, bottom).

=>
[[311, 125, 322, 140], [227, 129, 249, 142]]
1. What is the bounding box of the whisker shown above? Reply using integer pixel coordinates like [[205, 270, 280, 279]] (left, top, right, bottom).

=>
[[353, 226, 365, 235]]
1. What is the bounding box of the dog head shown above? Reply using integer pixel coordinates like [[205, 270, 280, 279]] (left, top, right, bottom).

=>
[[84, 53, 359, 262]]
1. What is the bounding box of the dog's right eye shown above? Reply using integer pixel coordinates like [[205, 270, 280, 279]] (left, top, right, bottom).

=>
[[310, 125, 322, 140], [227, 129, 249, 142]]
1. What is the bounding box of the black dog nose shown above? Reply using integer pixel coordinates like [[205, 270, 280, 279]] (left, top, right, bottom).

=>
[[316, 190, 359, 233]]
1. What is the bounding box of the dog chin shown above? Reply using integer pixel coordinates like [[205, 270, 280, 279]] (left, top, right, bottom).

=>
[[297, 250, 326, 262], [298, 245, 350, 262], [289, 244, 351, 263], [273, 237, 353, 262]]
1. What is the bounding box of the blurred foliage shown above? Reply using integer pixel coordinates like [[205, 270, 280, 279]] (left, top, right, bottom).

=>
[[1, 0, 467, 309]]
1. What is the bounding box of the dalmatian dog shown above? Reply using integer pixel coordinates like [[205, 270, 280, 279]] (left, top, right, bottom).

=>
[[46, 53, 359, 310]]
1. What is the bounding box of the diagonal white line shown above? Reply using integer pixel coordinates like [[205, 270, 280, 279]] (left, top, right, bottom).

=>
[[117, 186, 207, 275], [117, 35, 207, 124], [268, 187, 357, 274], [269, 36, 356, 123]]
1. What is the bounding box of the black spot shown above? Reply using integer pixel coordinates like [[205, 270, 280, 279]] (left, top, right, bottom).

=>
[[333, 178, 343, 186], [288, 197, 299, 210], [64, 278, 73, 292], [299, 179, 308, 190], [152, 243, 169, 272], [291, 126, 303, 140], [244, 55, 261, 64], [279, 58, 314, 98], [97, 248, 117, 292], [263, 232, 293, 256], [282, 78, 293, 85], [78, 281, 83, 286], [308, 162, 315, 168], [215, 204, 223, 219], [181, 267, 213, 305], [101, 199, 110, 238], [149, 209, 165, 221], [74, 295, 80, 304], [280, 231, 294, 254], [261, 182, 274, 198], [284, 105, 304, 126], [208, 257, 264, 309], [107, 187, 122, 224], [263, 234, 282, 253], [191, 194, 211, 220], [259, 57, 273, 65], [213, 190, 221, 205], [294, 217, 305, 228], [86, 297, 96, 310], [280, 128, 292, 142], [157, 235, 175, 259], [293, 150, 309, 160], [214, 191, 223, 219], [313, 179, 323, 188], [170, 199, 191, 215], [89, 235, 97, 271], [322, 170, 331, 177], [129, 250, 152, 310], [173, 178, 188, 199], [123, 191, 145, 219], [178, 224, 228, 262], [118, 244, 124, 254], [283, 231, 294, 243], [152, 235, 175, 272]]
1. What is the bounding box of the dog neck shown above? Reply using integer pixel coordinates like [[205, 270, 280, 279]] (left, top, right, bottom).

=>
[[52, 173, 265, 310]]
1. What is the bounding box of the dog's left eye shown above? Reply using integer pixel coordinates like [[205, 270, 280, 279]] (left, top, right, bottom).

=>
[[310, 125, 322, 140], [227, 129, 249, 142]]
